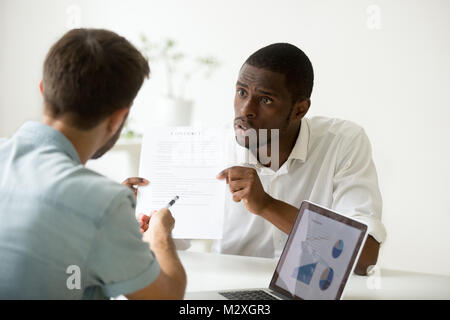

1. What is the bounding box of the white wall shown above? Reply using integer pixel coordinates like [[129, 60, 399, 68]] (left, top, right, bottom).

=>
[[1, 0, 449, 276]]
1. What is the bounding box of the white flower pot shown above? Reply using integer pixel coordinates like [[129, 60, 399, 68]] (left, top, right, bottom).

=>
[[154, 96, 193, 126]]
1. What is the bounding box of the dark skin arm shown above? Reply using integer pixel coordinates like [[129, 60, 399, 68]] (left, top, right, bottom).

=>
[[122, 177, 149, 197], [217, 166, 380, 276], [122, 177, 152, 232]]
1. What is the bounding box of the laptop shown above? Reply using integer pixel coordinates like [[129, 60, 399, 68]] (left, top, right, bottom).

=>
[[185, 200, 368, 300]]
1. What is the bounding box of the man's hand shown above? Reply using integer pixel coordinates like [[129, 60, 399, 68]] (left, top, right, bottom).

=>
[[128, 209, 186, 300], [140, 208, 175, 251], [122, 177, 149, 198], [216, 166, 274, 215], [217, 166, 299, 234]]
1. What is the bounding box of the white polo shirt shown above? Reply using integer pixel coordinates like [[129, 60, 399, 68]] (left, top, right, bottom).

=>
[[207, 116, 386, 259]]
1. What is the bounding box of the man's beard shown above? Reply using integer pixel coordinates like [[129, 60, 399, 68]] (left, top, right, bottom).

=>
[[90, 115, 127, 160]]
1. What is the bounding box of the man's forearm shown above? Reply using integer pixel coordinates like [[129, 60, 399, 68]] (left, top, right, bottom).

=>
[[259, 196, 298, 234], [151, 237, 187, 298], [354, 235, 380, 275]]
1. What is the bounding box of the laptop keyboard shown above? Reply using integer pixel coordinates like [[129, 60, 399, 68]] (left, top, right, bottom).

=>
[[219, 290, 279, 300]]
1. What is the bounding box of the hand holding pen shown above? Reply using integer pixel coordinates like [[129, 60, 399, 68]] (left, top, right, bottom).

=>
[[138, 196, 179, 234]]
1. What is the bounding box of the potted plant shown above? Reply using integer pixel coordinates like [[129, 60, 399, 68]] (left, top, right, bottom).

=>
[[138, 34, 220, 127]]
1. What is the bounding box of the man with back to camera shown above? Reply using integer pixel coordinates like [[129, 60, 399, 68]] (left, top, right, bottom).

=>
[[139, 43, 386, 276], [0, 28, 186, 299]]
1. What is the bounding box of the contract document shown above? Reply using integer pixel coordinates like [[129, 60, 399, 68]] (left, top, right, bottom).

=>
[[136, 127, 228, 239]]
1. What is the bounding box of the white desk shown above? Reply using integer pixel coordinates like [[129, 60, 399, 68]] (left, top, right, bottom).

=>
[[179, 251, 450, 300]]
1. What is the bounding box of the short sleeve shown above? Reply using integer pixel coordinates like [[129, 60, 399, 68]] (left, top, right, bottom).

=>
[[87, 190, 160, 297], [332, 128, 387, 244]]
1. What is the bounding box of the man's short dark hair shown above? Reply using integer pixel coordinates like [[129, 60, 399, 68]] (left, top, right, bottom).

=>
[[42, 28, 150, 130], [244, 43, 314, 102]]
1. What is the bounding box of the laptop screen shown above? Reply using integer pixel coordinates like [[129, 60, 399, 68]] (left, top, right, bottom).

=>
[[269, 201, 368, 300]]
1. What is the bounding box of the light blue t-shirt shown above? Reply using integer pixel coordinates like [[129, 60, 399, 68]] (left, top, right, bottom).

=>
[[0, 122, 160, 299]]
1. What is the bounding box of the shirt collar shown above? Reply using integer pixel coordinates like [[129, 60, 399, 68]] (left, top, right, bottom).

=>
[[16, 121, 82, 164], [287, 117, 309, 163]]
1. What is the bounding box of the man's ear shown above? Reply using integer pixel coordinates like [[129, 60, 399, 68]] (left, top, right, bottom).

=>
[[107, 107, 130, 134], [292, 98, 311, 121], [39, 80, 44, 96]]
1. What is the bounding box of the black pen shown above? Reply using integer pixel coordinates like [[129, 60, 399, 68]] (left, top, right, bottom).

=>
[[165, 195, 179, 208]]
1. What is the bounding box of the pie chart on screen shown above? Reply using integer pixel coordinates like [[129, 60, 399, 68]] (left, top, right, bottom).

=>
[[319, 267, 334, 290], [332, 240, 344, 258]]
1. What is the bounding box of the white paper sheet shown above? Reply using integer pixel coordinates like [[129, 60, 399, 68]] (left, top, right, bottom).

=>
[[136, 127, 227, 239]]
